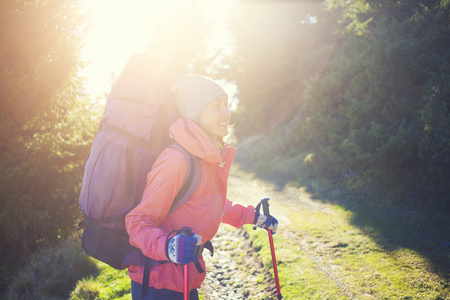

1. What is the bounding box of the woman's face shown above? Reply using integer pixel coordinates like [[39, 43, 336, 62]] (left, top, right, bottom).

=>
[[198, 95, 231, 139]]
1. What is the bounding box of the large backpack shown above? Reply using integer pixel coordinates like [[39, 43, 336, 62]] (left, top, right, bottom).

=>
[[78, 53, 200, 270]]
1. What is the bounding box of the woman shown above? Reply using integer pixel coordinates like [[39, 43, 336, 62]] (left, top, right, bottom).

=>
[[125, 74, 278, 299]]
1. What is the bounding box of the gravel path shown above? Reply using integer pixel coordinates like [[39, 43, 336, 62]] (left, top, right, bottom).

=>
[[198, 164, 356, 299], [200, 225, 277, 300]]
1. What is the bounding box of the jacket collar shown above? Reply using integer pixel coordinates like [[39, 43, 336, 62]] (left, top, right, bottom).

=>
[[169, 118, 235, 165]]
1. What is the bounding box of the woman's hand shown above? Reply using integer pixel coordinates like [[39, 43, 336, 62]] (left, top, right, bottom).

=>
[[166, 231, 202, 265], [253, 212, 278, 234]]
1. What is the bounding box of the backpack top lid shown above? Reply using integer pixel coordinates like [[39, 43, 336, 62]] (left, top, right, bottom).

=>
[[101, 53, 189, 140], [108, 53, 188, 104]]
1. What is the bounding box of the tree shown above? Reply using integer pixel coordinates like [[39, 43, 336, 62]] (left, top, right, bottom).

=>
[[327, 0, 446, 35], [220, 0, 337, 138], [285, 0, 450, 207], [0, 0, 97, 273]]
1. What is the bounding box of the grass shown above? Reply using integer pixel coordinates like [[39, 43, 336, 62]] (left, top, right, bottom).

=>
[[4, 231, 132, 300], [6, 232, 98, 300], [62, 191, 448, 299], [69, 260, 210, 300], [228, 164, 450, 300], [69, 263, 131, 300], [247, 229, 346, 299], [68, 187, 447, 299], [286, 205, 446, 299], [6, 161, 449, 299]]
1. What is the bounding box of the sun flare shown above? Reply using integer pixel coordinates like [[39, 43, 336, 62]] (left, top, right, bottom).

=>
[[81, 0, 236, 99]]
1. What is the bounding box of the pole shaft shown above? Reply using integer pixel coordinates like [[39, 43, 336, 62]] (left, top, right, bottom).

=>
[[268, 230, 282, 298], [180, 227, 192, 300], [184, 264, 189, 300], [260, 198, 282, 299]]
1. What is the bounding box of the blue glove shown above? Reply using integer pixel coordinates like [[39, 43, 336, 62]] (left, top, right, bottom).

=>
[[166, 232, 201, 265], [254, 212, 278, 234]]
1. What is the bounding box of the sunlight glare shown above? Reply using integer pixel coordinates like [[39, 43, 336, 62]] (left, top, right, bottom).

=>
[[81, 0, 236, 100]]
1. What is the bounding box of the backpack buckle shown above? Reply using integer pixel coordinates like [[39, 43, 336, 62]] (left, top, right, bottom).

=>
[[77, 219, 86, 231]]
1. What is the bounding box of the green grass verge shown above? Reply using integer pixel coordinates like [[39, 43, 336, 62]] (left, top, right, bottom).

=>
[[233, 130, 450, 299], [6, 232, 98, 300], [225, 160, 449, 299], [247, 229, 345, 299], [70, 262, 131, 300], [66, 178, 449, 299], [242, 190, 449, 299]]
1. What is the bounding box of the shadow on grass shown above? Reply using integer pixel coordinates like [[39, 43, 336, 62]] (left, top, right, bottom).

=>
[[236, 156, 450, 288]]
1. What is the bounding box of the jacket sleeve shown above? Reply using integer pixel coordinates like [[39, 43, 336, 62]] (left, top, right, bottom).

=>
[[125, 148, 187, 261], [221, 199, 255, 228]]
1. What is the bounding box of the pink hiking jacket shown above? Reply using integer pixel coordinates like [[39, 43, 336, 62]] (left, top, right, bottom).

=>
[[125, 118, 255, 293]]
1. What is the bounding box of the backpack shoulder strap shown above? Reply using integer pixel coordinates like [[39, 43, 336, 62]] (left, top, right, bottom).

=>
[[167, 142, 200, 215], [138, 142, 200, 297]]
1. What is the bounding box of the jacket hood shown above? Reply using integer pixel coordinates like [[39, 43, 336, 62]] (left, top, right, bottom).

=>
[[169, 118, 225, 164]]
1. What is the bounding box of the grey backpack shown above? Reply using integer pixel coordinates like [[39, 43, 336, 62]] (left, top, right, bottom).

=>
[[78, 53, 200, 270]]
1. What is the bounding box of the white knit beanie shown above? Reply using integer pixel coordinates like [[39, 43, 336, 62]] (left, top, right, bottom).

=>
[[171, 74, 227, 121]]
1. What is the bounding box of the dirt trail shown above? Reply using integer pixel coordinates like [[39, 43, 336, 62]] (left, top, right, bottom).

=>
[[201, 226, 276, 300], [198, 163, 450, 299], [200, 166, 283, 299], [200, 165, 359, 300]]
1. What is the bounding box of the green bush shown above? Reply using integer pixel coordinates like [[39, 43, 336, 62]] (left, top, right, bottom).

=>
[[289, 5, 450, 207], [70, 278, 102, 300], [6, 233, 98, 300], [69, 262, 131, 300], [0, 0, 98, 259], [238, 2, 450, 209]]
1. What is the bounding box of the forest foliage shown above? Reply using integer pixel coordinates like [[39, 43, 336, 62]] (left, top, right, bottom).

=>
[[0, 0, 100, 285], [0, 0, 229, 290], [228, 0, 450, 209], [1, 0, 449, 294]]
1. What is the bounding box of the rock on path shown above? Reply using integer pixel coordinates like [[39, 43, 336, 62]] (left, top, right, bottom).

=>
[[200, 225, 276, 300]]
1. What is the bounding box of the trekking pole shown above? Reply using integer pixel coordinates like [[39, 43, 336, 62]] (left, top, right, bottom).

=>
[[180, 227, 193, 300], [260, 198, 283, 299], [183, 256, 189, 300]]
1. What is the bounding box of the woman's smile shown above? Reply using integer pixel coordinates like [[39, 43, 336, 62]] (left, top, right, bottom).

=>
[[198, 95, 231, 139]]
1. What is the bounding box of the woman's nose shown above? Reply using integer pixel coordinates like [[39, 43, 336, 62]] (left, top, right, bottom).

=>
[[221, 105, 231, 116]]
